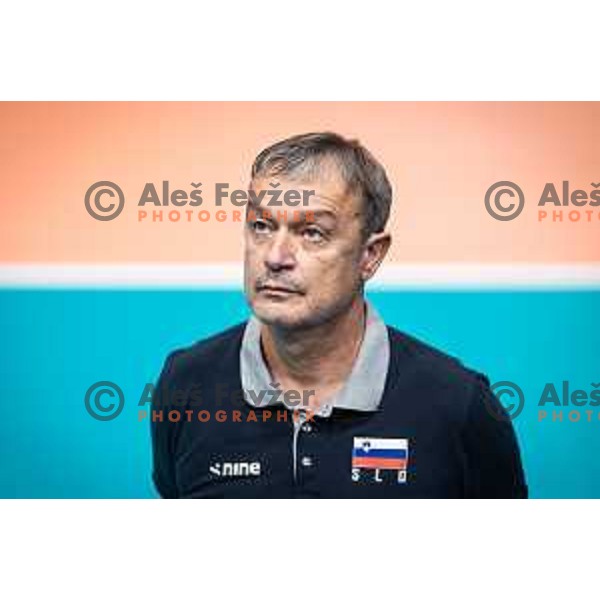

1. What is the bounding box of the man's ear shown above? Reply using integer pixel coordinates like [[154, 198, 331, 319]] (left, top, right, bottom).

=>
[[359, 231, 392, 282]]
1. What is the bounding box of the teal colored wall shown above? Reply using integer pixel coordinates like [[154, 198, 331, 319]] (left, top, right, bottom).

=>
[[1, 289, 598, 498]]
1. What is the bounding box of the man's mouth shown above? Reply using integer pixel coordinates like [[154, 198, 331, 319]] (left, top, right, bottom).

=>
[[257, 284, 303, 295]]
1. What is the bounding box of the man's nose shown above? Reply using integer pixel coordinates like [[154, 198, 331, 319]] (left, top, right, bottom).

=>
[[264, 230, 296, 271]]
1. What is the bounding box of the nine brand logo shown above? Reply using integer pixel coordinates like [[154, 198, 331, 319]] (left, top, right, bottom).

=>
[[209, 461, 262, 477]]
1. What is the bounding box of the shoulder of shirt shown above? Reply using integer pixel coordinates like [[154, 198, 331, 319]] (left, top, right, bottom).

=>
[[160, 321, 247, 382], [385, 324, 490, 394]]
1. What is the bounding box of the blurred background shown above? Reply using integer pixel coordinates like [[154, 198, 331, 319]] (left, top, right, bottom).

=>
[[1, 102, 598, 497]]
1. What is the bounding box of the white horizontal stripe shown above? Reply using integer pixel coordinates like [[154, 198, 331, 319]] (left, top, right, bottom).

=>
[[354, 437, 408, 451], [1, 263, 600, 289], [369, 264, 600, 290]]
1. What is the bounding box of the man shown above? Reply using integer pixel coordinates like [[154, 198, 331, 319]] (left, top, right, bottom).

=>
[[151, 132, 528, 498]]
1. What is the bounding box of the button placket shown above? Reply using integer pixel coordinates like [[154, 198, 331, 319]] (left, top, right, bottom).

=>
[[292, 409, 307, 483]]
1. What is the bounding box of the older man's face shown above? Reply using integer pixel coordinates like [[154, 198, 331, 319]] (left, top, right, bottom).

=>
[[243, 165, 368, 330]]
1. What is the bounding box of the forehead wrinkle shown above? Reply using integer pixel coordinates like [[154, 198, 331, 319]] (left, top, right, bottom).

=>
[[254, 154, 348, 191], [250, 156, 362, 221]]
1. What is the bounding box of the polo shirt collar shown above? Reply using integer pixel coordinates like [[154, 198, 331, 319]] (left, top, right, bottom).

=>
[[239, 300, 390, 417]]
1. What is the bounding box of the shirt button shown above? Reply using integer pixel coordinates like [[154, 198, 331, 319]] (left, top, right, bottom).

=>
[[318, 404, 332, 417], [301, 423, 312, 433], [301, 456, 313, 468]]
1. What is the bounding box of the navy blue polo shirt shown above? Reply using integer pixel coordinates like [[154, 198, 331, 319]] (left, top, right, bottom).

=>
[[150, 312, 528, 499]]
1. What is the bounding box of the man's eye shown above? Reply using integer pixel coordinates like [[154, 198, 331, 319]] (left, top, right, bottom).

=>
[[302, 227, 325, 242], [251, 219, 272, 234]]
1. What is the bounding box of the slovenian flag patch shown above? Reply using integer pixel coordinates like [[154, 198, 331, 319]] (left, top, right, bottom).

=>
[[352, 437, 409, 471]]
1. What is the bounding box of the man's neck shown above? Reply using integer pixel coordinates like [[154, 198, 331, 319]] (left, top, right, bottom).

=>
[[259, 297, 367, 392]]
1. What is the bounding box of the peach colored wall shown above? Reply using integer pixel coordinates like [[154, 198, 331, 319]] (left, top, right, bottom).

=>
[[1, 102, 598, 263]]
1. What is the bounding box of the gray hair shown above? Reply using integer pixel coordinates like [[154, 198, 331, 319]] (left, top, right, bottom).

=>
[[251, 132, 392, 240]]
